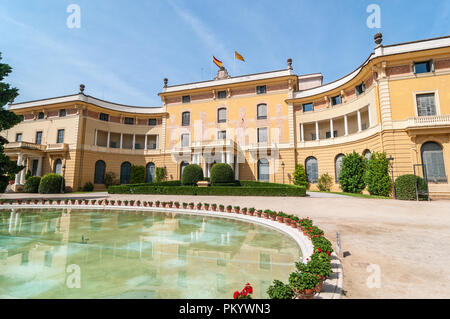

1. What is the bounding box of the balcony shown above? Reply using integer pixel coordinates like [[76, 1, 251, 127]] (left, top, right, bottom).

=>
[[248, 142, 278, 151], [46, 143, 68, 152], [406, 115, 450, 128], [191, 139, 235, 149], [4, 142, 46, 152]]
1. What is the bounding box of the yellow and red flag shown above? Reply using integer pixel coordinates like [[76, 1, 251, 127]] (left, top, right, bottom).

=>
[[213, 56, 223, 68], [235, 51, 245, 62]]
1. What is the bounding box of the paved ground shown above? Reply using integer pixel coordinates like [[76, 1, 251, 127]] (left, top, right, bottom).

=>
[[2, 191, 450, 298]]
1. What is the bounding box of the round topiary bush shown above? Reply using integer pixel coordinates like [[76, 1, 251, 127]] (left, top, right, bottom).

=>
[[24, 176, 41, 193], [38, 173, 64, 194], [395, 174, 428, 200], [82, 182, 94, 192], [181, 164, 204, 185], [210, 163, 234, 185]]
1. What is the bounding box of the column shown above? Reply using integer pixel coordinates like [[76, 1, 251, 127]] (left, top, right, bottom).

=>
[[144, 135, 148, 150], [221, 152, 225, 164], [300, 123, 304, 142], [235, 155, 240, 180], [37, 157, 43, 176], [94, 129, 98, 146], [368, 106, 372, 128], [132, 134, 136, 150], [107, 132, 111, 148], [315, 121, 319, 141], [156, 135, 159, 149], [14, 154, 23, 185], [19, 156, 26, 185], [344, 115, 349, 136], [202, 157, 207, 176], [330, 118, 334, 138], [120, 133, 123, 149], [226, 152, 233, 167], [357, 110, 362, 132]]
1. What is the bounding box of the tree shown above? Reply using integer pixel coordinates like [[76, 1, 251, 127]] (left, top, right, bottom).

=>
[[293, 164, 308, 188], [339, 151, 366, 193], [364, 152, 392, 197], [155, 167, 167, 183], [0, 52, 23, 192]]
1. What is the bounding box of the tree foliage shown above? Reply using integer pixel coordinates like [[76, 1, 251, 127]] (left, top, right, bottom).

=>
[[364, 152, 392, 196], [339, 151, 366, 193], [292, 164, 308, 188], [129, 165, 145, 184]]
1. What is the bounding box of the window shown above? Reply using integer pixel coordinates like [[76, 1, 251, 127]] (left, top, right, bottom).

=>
[[182, 112, 190, 126], [257, 104, 267, 120], [217, 90, 227, 99], [59, 109, 66, 117], [180, 161, 189, 179], [416, 93, 436, 116], [57, 129, 65, 143], [38, 112, 45, 119], [414, 60, 434, 74], [326, 131, 337, 139], [257, 127, 268, 143], [15, 133, 22, 142], [148, 118, 157, 126], [217, 108, 227, 123], [331, 95, 341, 106], [303, 103, 314, 112], [146, 162, 155, 183], [31, 159, 39, 176], [256, 85, 267, 94], [124, 117, 134, 125], [99, 113, 109, 122], [35, 131, 42, 144], [421, 142, 447, 183], [355, 82, 366, 96], [94, 160, 106, 184], [120, 162, 131, 184], [305, 157, 318, 183], [335, 154, 345, 183], [363, 149, 372, 160], [311, 133, 317, 141], [258, 158, 270, 182], [218, 130, 226, 140], [54, 159, 62, 175], [181, 133, 190, 147], [182, 95, 191, 103]]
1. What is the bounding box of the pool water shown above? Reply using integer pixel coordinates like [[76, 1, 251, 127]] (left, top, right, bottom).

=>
[[0, 208, 301, 299]]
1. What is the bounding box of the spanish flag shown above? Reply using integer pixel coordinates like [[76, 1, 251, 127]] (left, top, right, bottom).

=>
[[235, 51, 245, 62], [213, 56, 223, 68]]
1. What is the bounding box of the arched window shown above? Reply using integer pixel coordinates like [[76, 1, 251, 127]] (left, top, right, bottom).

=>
[[38, 112, 45, 119], [120, 162, 131, 184], [180, 161, 189, 179], [363, 149, 372, 160], [421, 142, 447, 183], [257, 158, 270, 182], [335, 154, 345, 183], [146, 162, 155, 183], [182, 112, 190, 126], [305, 157, 318, 183], [217, 108, 227, 123], [54, 159, 62, 175], [94, 160, 106, 184], [257, 104, 267, 120]]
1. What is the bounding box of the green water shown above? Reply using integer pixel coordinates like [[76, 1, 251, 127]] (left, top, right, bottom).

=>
[[0, 208, 300, 299]]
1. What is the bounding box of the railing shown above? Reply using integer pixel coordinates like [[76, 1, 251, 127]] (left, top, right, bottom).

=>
[[248, 142, 278, 150], [191, 139, 235, 148], [4, 142, 46, 151], [407, 115, 450, 127], [46, 143, 68, 151]]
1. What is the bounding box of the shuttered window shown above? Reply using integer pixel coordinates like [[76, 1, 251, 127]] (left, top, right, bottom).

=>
[[305, 157, 318, 183], [421, 142, 447, 183], [335, 154, 344, 183], [258, 159, 270, 181], [94, 160, 106, 184], [120, 162, 131, 184], [416, 93, 436, 116]]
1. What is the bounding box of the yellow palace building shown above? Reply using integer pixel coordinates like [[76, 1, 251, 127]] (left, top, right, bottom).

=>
[[3, 34, 450, 198]]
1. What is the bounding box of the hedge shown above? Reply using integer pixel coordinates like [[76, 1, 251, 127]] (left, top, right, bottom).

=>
[[38, 173, 64, 194], [181, 164, 204, 185], [395, 174, 428, 200], [0, 176, 8, 193], [130, 165, 145, 184], [24, 176, 41, 193], [210, 163, 234, 184]]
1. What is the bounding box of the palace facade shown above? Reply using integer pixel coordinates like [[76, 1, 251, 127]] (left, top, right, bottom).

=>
[[3, 34, 450, 198]]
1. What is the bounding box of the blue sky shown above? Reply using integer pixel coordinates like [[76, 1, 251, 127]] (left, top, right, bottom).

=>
[[0, 0, 449, 106]]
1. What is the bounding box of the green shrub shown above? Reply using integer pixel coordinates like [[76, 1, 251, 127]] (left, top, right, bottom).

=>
[[38, 173, 64, 194], [129, 165, 145, 184], [293, 164, 308, 188], [82, 182, 94, 192], [0, 176, 8, 193], [24, 176, 41, 193], [267, 280, 294, 299], [105, 172, 119, 187], [25, 170, 31, 181], [181, 164, 204, 185], [289, 271, 318, 292], [395, 174, 428, 200], [155, 167, 167, 183], [364, 152, 392, 197], [210, 163, 234, 185], [339, 151, 366, 193], [317, 173, 332, 192]]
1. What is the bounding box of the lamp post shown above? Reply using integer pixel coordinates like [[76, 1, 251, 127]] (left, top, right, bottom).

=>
[[281, 161, 285, 184], [388, 155, 395, 199]]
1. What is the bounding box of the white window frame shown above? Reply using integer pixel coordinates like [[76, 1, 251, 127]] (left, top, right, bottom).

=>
[[181, 133, 190, 147], [413, 90, 440, 117], [257, 127, 268, 144]]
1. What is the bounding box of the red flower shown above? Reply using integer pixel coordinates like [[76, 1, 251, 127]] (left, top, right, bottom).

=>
[[241, 290, 248, 297], [233, 291, 240, 299], [245, 285, 253, 294], [314, 235, 317, 238], [318, 248, 322, 252]]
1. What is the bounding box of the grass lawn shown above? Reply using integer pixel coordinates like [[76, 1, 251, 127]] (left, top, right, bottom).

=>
[[309, 190, 391, 199]]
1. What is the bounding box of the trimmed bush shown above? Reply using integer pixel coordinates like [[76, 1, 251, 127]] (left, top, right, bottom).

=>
[[293, 164, 308, 188], [364, 152, 392, 197], [82, 182, 94, 192], [181, 164, 204, 185], [395, 174, 428, 200], [105, 172, 119, 187], [155, 167, 167, 183], [339, 151, 366, 193], [38, 173, 64, 194], [129, 165, 145, 184], [0, 176, 8, 193], [210, 163, 234, 185], [317, 173, 332, 192], [24, 176, 41, 193]]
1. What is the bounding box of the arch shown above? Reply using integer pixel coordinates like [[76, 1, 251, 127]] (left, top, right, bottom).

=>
[[146, 162, 156, 183], [37, 112, 45, 119], [217, 107, 227, 123], [305, 156, 318, 183], [421, 142, 447, 183], [120, 162, 131, 184], [54, 159, 62, 175], [335, 154, 345, 183], [257, 158, 270, 182], [363, 149, 372, 160], [257, 103, 267, 120], [94, 160, 106, 184], [180, 161, 189, 179]]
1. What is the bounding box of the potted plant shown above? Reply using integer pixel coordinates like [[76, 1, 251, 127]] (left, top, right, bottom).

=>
[[174, 201, 180, 208], [196, 203, 202, 210], [83, 199, 89, 205], [123, 200, 129, 206], [110, 200, 116, 206], [219, 204, 225, 212], [211, 203, 217, 211], [70, 199, 76, 205], [182, 202, 188, 209], [167, 201, 173, 208], [98, 199, 103, 205], [249, 208, 256, 216], [267, 280, 294, 300], [234, 206, 240, 214], [25, 199, 31, 205], [161, 201, 167, 208], [33, 199, 39, 204], [64, 199, 69, 205], [242, 207, 248, 215], [143, 201, 148, 207], [0, 199, 4, 205], [233, 283, 253, 299], [277, 212, 285, 223], [155, 200, 160, 207], [17, 199, 22, 205], [263, 210, 270, 219], [130, 200, 135, 207], [289, 271, 318, 299], [104, 199, 109, 205], [49, 199, 54, 205], [204, 203, 210, 211], [90, 199, 96, 205], [256, 209, 262, 218], [189, 202, 194, 210], [148, 201, 153, 207], [226, 205, 232, 213]]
